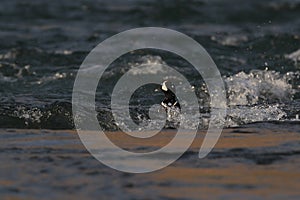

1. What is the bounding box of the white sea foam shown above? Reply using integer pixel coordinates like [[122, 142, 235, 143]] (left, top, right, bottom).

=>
[[225, 70, 294, 106], [285, 49, 300, 63], [128, 55, 167, 75]]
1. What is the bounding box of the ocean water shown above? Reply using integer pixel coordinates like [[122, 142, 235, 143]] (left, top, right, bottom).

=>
[[0, 0, 299, 130]]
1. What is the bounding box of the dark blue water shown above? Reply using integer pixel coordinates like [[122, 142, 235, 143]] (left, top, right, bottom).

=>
[[0, 0, 299, 129]]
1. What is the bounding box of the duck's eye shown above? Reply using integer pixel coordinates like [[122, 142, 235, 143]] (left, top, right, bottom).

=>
[[168, 102, 172, 106]]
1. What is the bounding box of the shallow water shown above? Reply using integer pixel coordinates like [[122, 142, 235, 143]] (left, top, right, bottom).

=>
[[0, 125, 299, 199], [0, 0, 300, 130]]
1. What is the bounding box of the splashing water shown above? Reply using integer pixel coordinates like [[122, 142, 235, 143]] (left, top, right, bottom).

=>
[[225, 70, 294, 106], [0, 52, 299, 130]]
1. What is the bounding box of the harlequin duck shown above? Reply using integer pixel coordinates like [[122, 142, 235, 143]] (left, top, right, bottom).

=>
[[160, 81, 181, 110]]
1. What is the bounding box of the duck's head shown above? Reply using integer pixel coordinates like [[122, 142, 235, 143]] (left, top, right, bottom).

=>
[[161, 81, 176, 93]]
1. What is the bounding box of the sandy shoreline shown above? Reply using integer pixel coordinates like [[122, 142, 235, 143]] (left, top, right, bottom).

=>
[[0, 123, 300, 199]]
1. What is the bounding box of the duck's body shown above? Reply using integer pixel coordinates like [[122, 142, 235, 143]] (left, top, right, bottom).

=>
[[160, 81, 181, 128], [160, 81, 181, 110]]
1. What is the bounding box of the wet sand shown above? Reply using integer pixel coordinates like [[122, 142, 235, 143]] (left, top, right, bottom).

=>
[[0, 123, 300, 200]]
